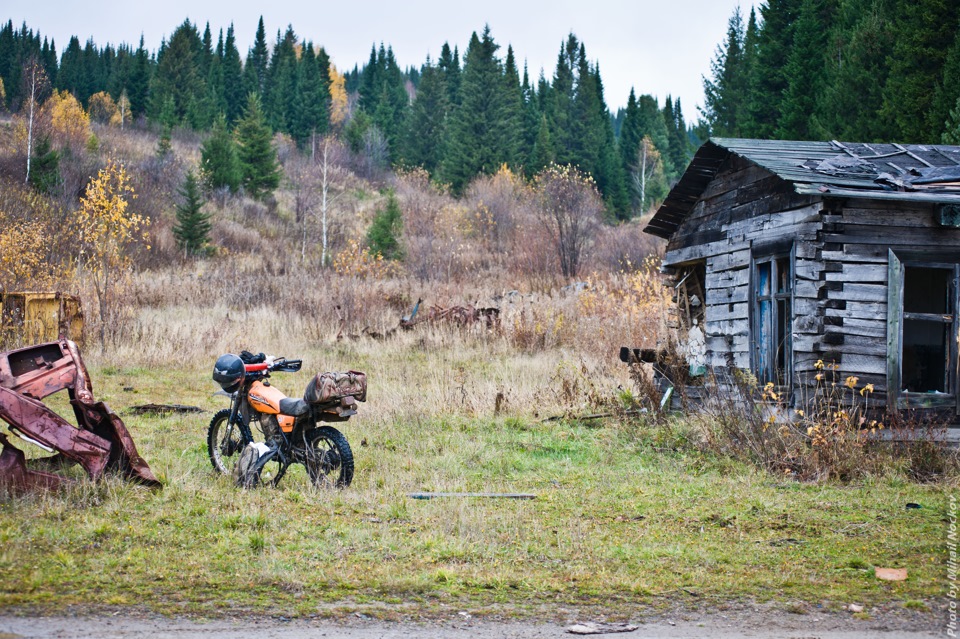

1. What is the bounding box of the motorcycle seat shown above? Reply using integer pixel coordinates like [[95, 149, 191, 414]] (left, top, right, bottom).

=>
[[279, 397, 310, 417]]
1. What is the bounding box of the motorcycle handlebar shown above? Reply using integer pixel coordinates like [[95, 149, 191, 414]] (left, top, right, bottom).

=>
[[242, 357, 303, 375]]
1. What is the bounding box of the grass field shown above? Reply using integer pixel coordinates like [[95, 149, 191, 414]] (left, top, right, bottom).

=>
[[0, 325, 948, 619]]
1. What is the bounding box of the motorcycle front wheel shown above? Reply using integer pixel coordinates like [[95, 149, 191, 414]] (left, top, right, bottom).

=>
[[303, 426, 354, 488], [207, 408, 245, 474]]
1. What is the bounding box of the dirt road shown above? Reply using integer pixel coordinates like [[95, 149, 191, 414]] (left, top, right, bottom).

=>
[[0, 606, 942, 639]]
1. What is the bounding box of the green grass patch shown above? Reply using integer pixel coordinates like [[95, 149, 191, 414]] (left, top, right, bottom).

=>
[[0, 353, 948, 618]]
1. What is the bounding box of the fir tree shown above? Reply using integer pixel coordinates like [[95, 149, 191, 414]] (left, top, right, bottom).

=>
[[28, 135, 60, 194], [222, 25, 245, 124], [530, 113, 555, 174], [264, 26, 299, 133], [367, 191, 404, 260], [401, 58, 448, 173], [746, 0, 802, 139], [200, 114, 241, 193], [292, 42, 331, 148], [438, 43, 461, 108], [778, 0, 835, 139], [701, 6, 746, 137], [440, 27, 510, 194], [500, 45, 524, 168], [149, 20, 204, 124], [173, 170, 212, 256], [881, 0, 957, 142], [235, 92, 280, 199], [815, 0, 894, 141], [244, 17, 269, 100]]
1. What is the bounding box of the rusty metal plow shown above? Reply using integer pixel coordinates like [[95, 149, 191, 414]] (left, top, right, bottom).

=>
[[0, 340, 161, 491]]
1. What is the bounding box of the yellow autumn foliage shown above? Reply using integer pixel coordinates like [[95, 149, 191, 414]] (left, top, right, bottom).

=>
[[0, 217, 54, 291], [329, 64, 348, 129], [87, 91, 118, 124], [43, 90, 91, 150], [75, 159, 148, 304]]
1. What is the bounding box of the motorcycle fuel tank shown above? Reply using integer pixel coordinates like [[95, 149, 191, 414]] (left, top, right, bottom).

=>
[[248, 381, 295, 432]]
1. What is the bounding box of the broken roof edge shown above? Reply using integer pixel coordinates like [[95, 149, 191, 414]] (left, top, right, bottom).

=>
[[644, 137, 960, 240], [643, 139, 730, 239]]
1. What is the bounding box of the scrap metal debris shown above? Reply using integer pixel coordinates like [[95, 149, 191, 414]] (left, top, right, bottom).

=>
[[408, 492, 536, 500], [337, 298, 501, 340], [565, 622, 639, 635], [0, 340, 161, 491], [128, 403, 204, 415]]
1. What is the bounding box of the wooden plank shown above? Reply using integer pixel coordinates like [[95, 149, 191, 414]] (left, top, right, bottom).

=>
[[710, 318, 750, 337], [664, 241, 751, 267], [825, 321, 886, 338], [824, 263, 887, 283], [707, 250, 751, 272], [820, 249, 888, 264], [705, 285, 750, 304], [711, 268, 749, 288], [823, 225, 960, 246], [831, 283, 887, 303], [705, 302, 748, 322], [794, 259, 821, 281], [824, 208, 933, 228], [794, 280, 820, 298], [886, 250, 901, 413]]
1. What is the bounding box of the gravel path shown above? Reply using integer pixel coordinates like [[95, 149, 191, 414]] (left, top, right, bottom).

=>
[[0, 606, 942, 639]]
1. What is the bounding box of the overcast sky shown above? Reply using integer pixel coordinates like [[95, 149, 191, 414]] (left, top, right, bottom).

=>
[[8, 0, 748, 114]]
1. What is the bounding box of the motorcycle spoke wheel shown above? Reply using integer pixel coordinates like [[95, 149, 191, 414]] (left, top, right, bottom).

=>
[[207, 408, 243, 475], [304, 426, 354, 488]]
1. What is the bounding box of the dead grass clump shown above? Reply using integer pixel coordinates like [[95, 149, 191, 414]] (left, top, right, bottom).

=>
[[691, 364, 959, 483]]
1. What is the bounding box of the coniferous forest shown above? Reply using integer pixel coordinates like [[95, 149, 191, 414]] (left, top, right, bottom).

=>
[[2, 1, 956, 224], [0, 17, 693, 219], [700, 0, 960, 145]]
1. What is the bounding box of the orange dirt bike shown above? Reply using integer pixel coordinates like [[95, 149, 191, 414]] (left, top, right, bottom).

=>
[[209, 351, 366, 488]]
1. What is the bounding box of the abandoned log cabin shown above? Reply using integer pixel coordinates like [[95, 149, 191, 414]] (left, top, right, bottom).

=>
[[644, 138, 960, 416]]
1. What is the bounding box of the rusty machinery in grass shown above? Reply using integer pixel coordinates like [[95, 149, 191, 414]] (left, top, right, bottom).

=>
[[0, 339, 160, 491]]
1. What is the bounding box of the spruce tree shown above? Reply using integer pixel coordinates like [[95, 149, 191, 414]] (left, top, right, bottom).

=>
[[173, 170, 212, 256], [149, 20, 204, 124], [222, 25, 245, 124], [440, 28, 509, 194], [881, 0, 957, 142], [264, 26, 299, 134], [28, 135, 60, 194], [401, 58, 448, 173], [500, 45, 524, 168], [235, 92, 280, 199], [200, 114, 241, 193], [747, 0, 802, 139], [520, 65, 541, 167], [530, 113, 555, 174], [292, 42, 331, 148], [701, 6, 746, 137], [778, 0, 835, 139], [244, 17, 269, 101], [367, 191, 404, 260], [931, 14, 960, 141], [815, 0, 894, 141]]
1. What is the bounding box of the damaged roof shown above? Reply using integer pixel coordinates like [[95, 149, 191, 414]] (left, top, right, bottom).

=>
[[645, 138, 960, 240]]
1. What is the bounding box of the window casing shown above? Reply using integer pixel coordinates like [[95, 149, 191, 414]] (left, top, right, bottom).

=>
[[752, 248, 794, 388], [887, 250, 960, 412]]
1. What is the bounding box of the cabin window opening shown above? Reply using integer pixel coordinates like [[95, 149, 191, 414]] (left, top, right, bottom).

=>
[[753, 251, 793, 387], [675, 262, 706, 331], [901, 265, 955, 393]]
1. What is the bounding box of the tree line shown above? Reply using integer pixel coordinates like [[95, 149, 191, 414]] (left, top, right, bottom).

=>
[[0, 18, 694, 218], [700, 0, 960, 144]]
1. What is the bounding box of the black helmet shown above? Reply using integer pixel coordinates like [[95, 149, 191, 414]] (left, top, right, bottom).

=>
[[213, 353, 245, 392]]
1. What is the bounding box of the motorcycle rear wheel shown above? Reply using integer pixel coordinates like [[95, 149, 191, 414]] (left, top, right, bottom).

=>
[[207, 408, 244, 474], [304, 426, 354, 488]]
